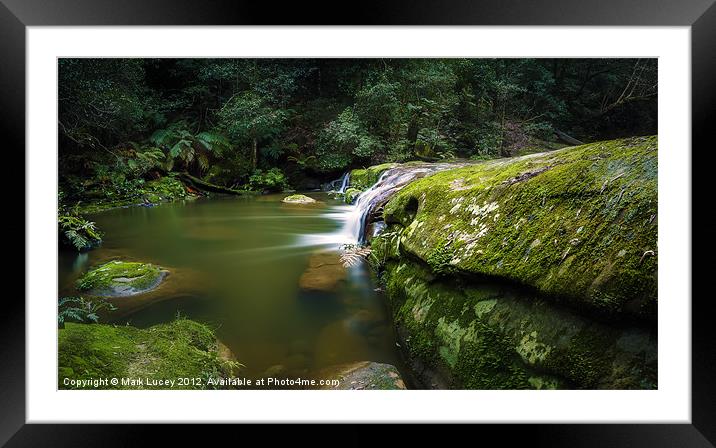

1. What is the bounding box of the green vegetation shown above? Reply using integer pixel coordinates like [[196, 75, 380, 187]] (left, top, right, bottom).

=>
[[59, 58, 656, 213], [58, 212, 102, 251], [58, 296, 117, 328], [76, 260, 165, 297], [248, 167, 290, 192], [58, 318, 240, 389]]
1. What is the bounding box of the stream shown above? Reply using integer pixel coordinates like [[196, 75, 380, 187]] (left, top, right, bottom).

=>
[[58, 163, 464, 385], [59, 192, 405, 382]]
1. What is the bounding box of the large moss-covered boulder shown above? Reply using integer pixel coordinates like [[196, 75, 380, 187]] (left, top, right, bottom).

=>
[[58, 319, 238, 389], [381, 258, 656, 389], [76, 260, 167, 297], [349, 163, 398, 190], [383, 136, 657, 320]]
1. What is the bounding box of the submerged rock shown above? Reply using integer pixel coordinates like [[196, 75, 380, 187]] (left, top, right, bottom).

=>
[[317, 361, 406, 390], [299, 252, 347, 293], [282, 194, 318, 204], [76, 260, 167, 297]]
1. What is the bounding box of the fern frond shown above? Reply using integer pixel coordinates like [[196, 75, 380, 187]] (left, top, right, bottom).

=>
[[150, 128, 175, 147], [340, 245, 372, 267]]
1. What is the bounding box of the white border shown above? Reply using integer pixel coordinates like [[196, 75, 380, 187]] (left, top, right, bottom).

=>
[[27, 27, 691, 423]]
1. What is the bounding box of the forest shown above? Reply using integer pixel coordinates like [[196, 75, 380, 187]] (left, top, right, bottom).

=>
[[59, 58, 657, 205], [58, 58, 659, 391]]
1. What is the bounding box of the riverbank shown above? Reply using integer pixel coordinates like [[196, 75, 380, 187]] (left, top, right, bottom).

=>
[[58, 318, 240, 389]]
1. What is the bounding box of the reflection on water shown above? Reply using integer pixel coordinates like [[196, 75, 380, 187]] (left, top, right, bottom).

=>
[[58, 193, 402, 380]]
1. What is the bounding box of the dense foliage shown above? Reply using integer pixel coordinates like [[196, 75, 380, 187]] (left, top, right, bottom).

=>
[[59, 58, 657, 203]]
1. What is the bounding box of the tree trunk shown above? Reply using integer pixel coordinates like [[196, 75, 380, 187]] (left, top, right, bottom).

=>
[[553, 128, 585, 146], [251, 137, 258, 171], [178, 172, 255, 196]]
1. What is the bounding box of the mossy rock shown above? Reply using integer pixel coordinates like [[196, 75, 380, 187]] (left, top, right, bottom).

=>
[[349, 163, 398, 190], [383, 136, 658, 320], [58, 319, 238, 389], [344, 188, 362, 204], [76, 260, 167, 297], [282, 194, 318, 204], [381, 258, 656, 389], [316, 361, 406, 390]]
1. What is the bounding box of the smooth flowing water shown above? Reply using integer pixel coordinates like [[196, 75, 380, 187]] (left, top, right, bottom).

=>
[[58, 193, 402, 381]]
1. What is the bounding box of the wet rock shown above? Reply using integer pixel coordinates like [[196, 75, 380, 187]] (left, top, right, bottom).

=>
[[299, 252, 347, 293], [316, 361, 406, 390], [76, 260, 167, 297], [282, 194, 318, 204]]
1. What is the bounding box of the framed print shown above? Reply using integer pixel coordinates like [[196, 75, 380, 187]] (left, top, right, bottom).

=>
[[5, 0, 713, 445]]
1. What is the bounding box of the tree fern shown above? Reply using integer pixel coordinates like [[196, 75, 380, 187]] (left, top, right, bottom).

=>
[[152, 124, 230, 175]]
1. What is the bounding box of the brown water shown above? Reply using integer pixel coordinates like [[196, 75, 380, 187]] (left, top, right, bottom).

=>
[[58, 193, 402, 381]]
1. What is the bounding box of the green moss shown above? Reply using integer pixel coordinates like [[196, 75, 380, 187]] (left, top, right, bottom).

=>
[[143, 175, 188, 202], [426, 239, 457, 276], [58, 319, 238, 389], [76, 260, 165, 297], [383, 136, 658, 320], [380, 255, 656, 389], [74, 175, 192, 214], [349, 163, 398, 190], [344, 187, 362, 204]]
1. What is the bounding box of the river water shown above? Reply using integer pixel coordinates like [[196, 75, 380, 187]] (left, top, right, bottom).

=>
[[58, 193, 402, 381]]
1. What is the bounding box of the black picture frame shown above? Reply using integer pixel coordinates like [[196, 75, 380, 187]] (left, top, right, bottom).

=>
[[4, 0, 712, 445]]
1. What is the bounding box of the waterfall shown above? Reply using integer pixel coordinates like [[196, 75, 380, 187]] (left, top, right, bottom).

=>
[[336, 172, 350, 194], [303, 163, 465, 249], [325, 172, 351, 193], [342, 163, 463, 244]]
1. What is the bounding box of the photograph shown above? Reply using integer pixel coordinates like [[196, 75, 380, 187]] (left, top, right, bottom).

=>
[[56, 57, 659, 391]]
